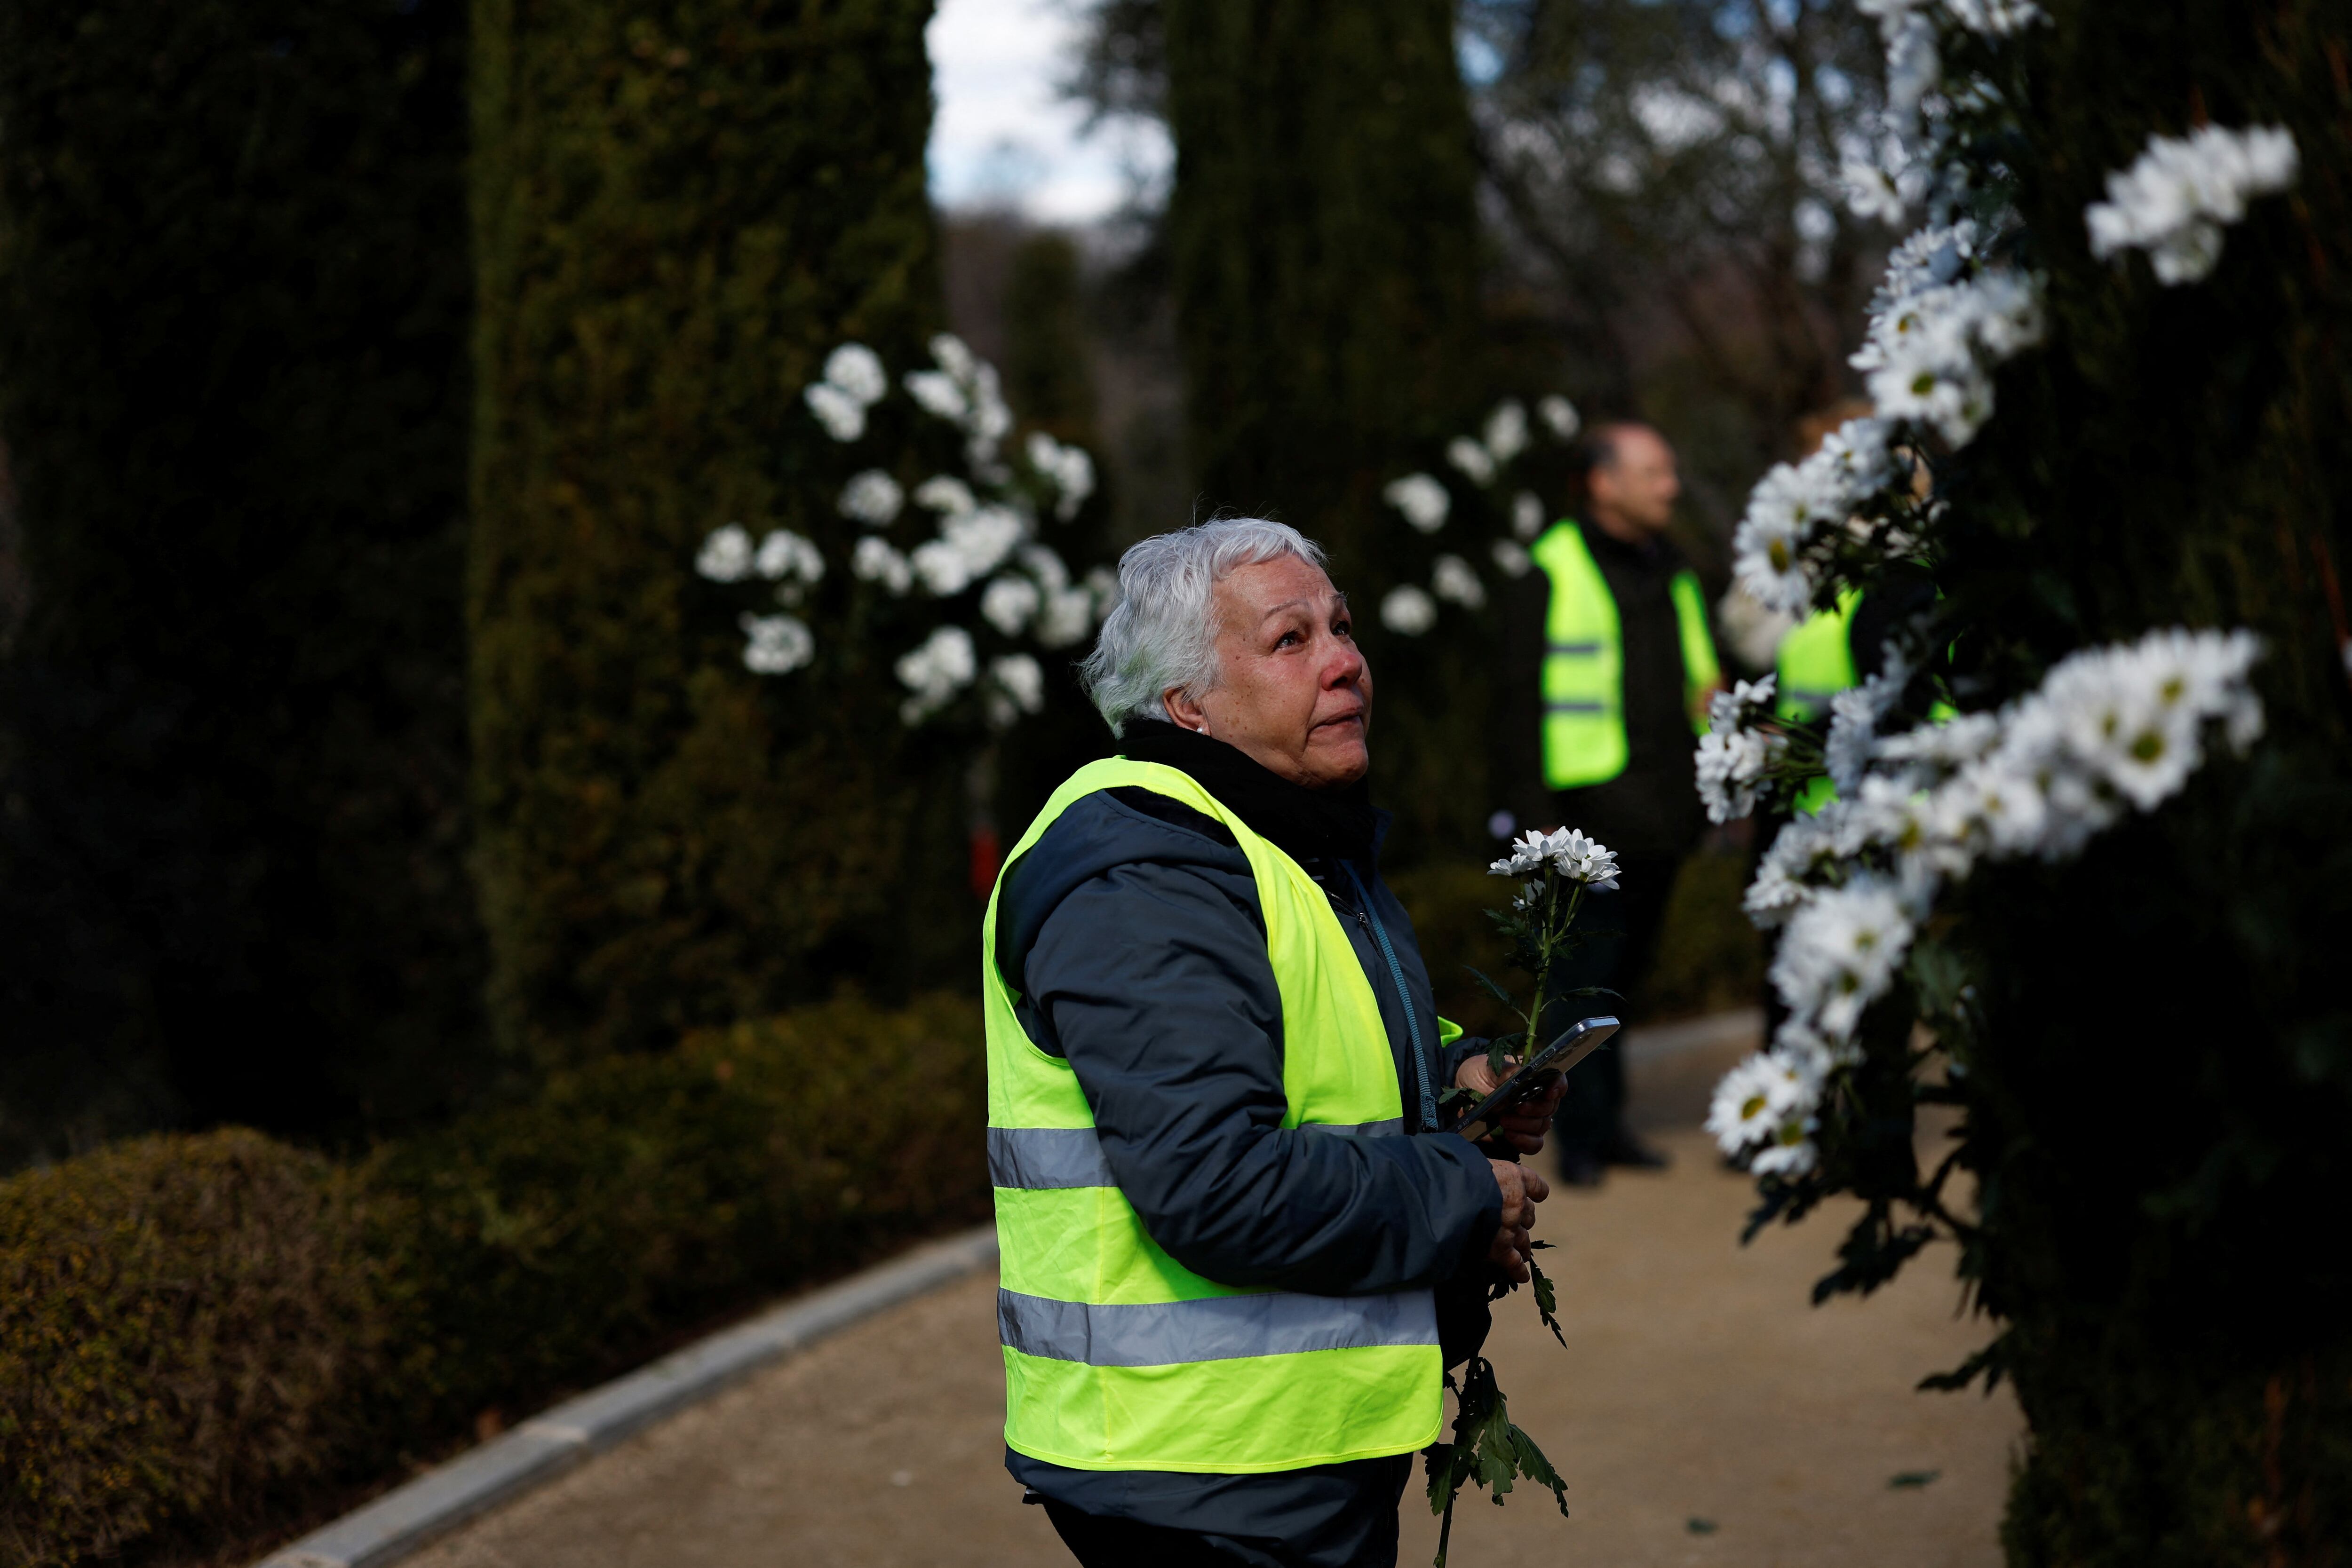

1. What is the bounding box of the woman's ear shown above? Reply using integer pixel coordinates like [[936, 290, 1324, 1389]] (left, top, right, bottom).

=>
[[1163, 687, 1210, 735]]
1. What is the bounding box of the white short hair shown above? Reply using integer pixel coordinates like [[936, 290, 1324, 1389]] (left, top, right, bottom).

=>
[[1078, 518, 1328, 737]]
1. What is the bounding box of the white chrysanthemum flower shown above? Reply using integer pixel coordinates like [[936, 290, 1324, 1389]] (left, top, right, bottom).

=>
[[1772, 875, 1915, 1040], [1706, 1053, 1792, 1152], [1824, 654, 1909, 793], [804, 381, 866, 442], [914, 475, 977, 515], [1882, 10, 1939, 120], [754, 529, 825, 585], [1446, 436, 1496, 486], [1708, 673, 1779, 735], [1745, 812, 1836, 925], [966, 364, 1013, 454], [1025, 431, 1097, 520], [1380, 584, 1438, 636], [1035, 585, 1097, 649], [1732, 471, 1822, 615], [1817, 417, 1898, 493], [980, 575, 1041, 636], [1490, 539, 1534, 578], [1483, 400, 1530, 464], [904, 369, 967, 422], [2087, 125, 2299, 285], [895, 624, 978, 723], [929, 333, 978, 380], [1018, 543, 1071, 591], [1430, 554, 1486, 610], [1383, 473, 1451, 533], [838, 469, 904, 527], [1748, 1134, 1820, 1180], [1511, 490, 1547, 541], [851, 535, 914, 596], [739, 612, 815, 675], [1879, 219, 1979, 305], [1876, 710, 2002, 775], [909, 506, 1025, 596], [1932, 754, 2048, 858], [1696, 727, 1784, 824], [1546, 827, 1621, 889], [1841, 160, 1906, 227], [1488, 828, 1551, 878], [821, 343, 888, 406], [1537, 394, 1581, 440], [985, 653, 1046, 728], [696, 523, 755, 582], [1865, 329, 1992, 445]]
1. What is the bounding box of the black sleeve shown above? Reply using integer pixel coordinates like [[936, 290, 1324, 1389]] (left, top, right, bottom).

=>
[[1024, 858, 1502, 1297]]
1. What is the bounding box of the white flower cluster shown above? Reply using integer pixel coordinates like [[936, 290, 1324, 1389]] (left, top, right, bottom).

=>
[[1728, 215, 2043, 620], [804, 344, 889, 441], [1695, 675, 1790, 824], [697, 523, 828, 670], [700, 339, 1112, 722], [1379, 396, 1581, 635], [1708, 627, 2265, 1176], [1025, 430, 1097, 521], [2086, 124, 2300, 285], [1379, 584, 1437, 636], [1383, 473, 1450, 534], [1851, 243, 2044, 446], [1731, 416, 1900, 615], [904, 334, 1015, 474], [1489, 826, 1621, 891]]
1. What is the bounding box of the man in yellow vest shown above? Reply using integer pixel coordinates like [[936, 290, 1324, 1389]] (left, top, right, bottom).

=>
[[991, 518, 1565, 1566], [1515, 423, 1721, 1186]]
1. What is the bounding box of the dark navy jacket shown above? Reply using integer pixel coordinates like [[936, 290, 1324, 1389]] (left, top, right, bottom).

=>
[[995, 741, 1502, 1558]]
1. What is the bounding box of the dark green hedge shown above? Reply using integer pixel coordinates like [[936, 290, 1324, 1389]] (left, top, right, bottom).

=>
[[1922, 1, 2352, 1557], [0, 0, 483, 1155], [1161, 0, 1502, 861], [0, 992, 989, 1568], [468, 0, 958, 1069]]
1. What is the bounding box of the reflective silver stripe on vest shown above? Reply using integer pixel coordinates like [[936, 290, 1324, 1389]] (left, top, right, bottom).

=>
[[989, 1121, 1404, 1191], [1545, 700, 1607, 715], [1547, 641, 1605, 656], [998, 1286, 1438, 1367], [988, 1127, 1115, 1189]]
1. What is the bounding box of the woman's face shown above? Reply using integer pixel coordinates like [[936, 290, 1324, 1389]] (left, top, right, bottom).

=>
[[1161, 555, 1374, 789]]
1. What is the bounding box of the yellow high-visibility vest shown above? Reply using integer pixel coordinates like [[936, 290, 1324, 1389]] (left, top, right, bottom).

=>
[[1775, 590, 1861, 723], [1532, 520, 1720, 789], [985, 759, 1444, 1473]]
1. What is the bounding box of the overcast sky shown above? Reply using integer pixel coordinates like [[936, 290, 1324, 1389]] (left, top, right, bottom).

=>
[[926, 0, 1170, 223]]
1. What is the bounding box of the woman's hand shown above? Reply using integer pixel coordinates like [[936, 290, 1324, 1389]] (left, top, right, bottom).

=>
[[1455, 1054, 1568, 1156], [1485, 1158, 1551, 1282]]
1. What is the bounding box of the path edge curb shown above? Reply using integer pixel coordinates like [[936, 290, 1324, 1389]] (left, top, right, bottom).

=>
[[254, 1223, 1001, 1568]]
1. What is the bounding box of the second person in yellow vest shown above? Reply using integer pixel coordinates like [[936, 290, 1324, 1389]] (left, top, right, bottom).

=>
[[1506, 422, 1723, 1187]]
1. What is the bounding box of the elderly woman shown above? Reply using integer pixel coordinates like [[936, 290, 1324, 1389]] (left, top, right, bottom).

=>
[[985, 519, 1560, 1568]]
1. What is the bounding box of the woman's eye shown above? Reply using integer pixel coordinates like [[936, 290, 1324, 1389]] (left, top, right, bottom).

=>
[[1333, 620, 1352, 640], [1275, 630, 1302, 649]]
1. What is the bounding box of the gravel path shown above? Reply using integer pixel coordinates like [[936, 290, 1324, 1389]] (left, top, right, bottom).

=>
[[413, 1025, 2018, 1568]]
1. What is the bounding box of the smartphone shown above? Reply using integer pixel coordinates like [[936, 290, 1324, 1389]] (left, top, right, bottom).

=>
[[1450, 1015, 1620, 1146]]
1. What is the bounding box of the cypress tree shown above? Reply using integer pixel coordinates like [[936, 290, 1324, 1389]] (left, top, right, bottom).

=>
[[1161, 0, 1495, 855], [0, 0, 480, 1154], [468, 0, 948, 1066], [1937, 0, 2352, 1550]]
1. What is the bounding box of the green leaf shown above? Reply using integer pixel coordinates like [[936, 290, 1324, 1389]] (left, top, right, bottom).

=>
[[1528, 1255, 1566, 1347], [1464, 966, 1517, 1007]]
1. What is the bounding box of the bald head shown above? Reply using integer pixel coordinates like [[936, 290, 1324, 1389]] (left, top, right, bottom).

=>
[[1584, 422, 1680, 543]]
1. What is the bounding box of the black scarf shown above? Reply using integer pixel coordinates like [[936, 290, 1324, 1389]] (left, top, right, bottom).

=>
[[1117, 721, 1381, 866]]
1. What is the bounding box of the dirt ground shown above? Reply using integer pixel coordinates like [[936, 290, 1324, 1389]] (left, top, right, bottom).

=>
[[414, 1025, 2019, 1568]]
